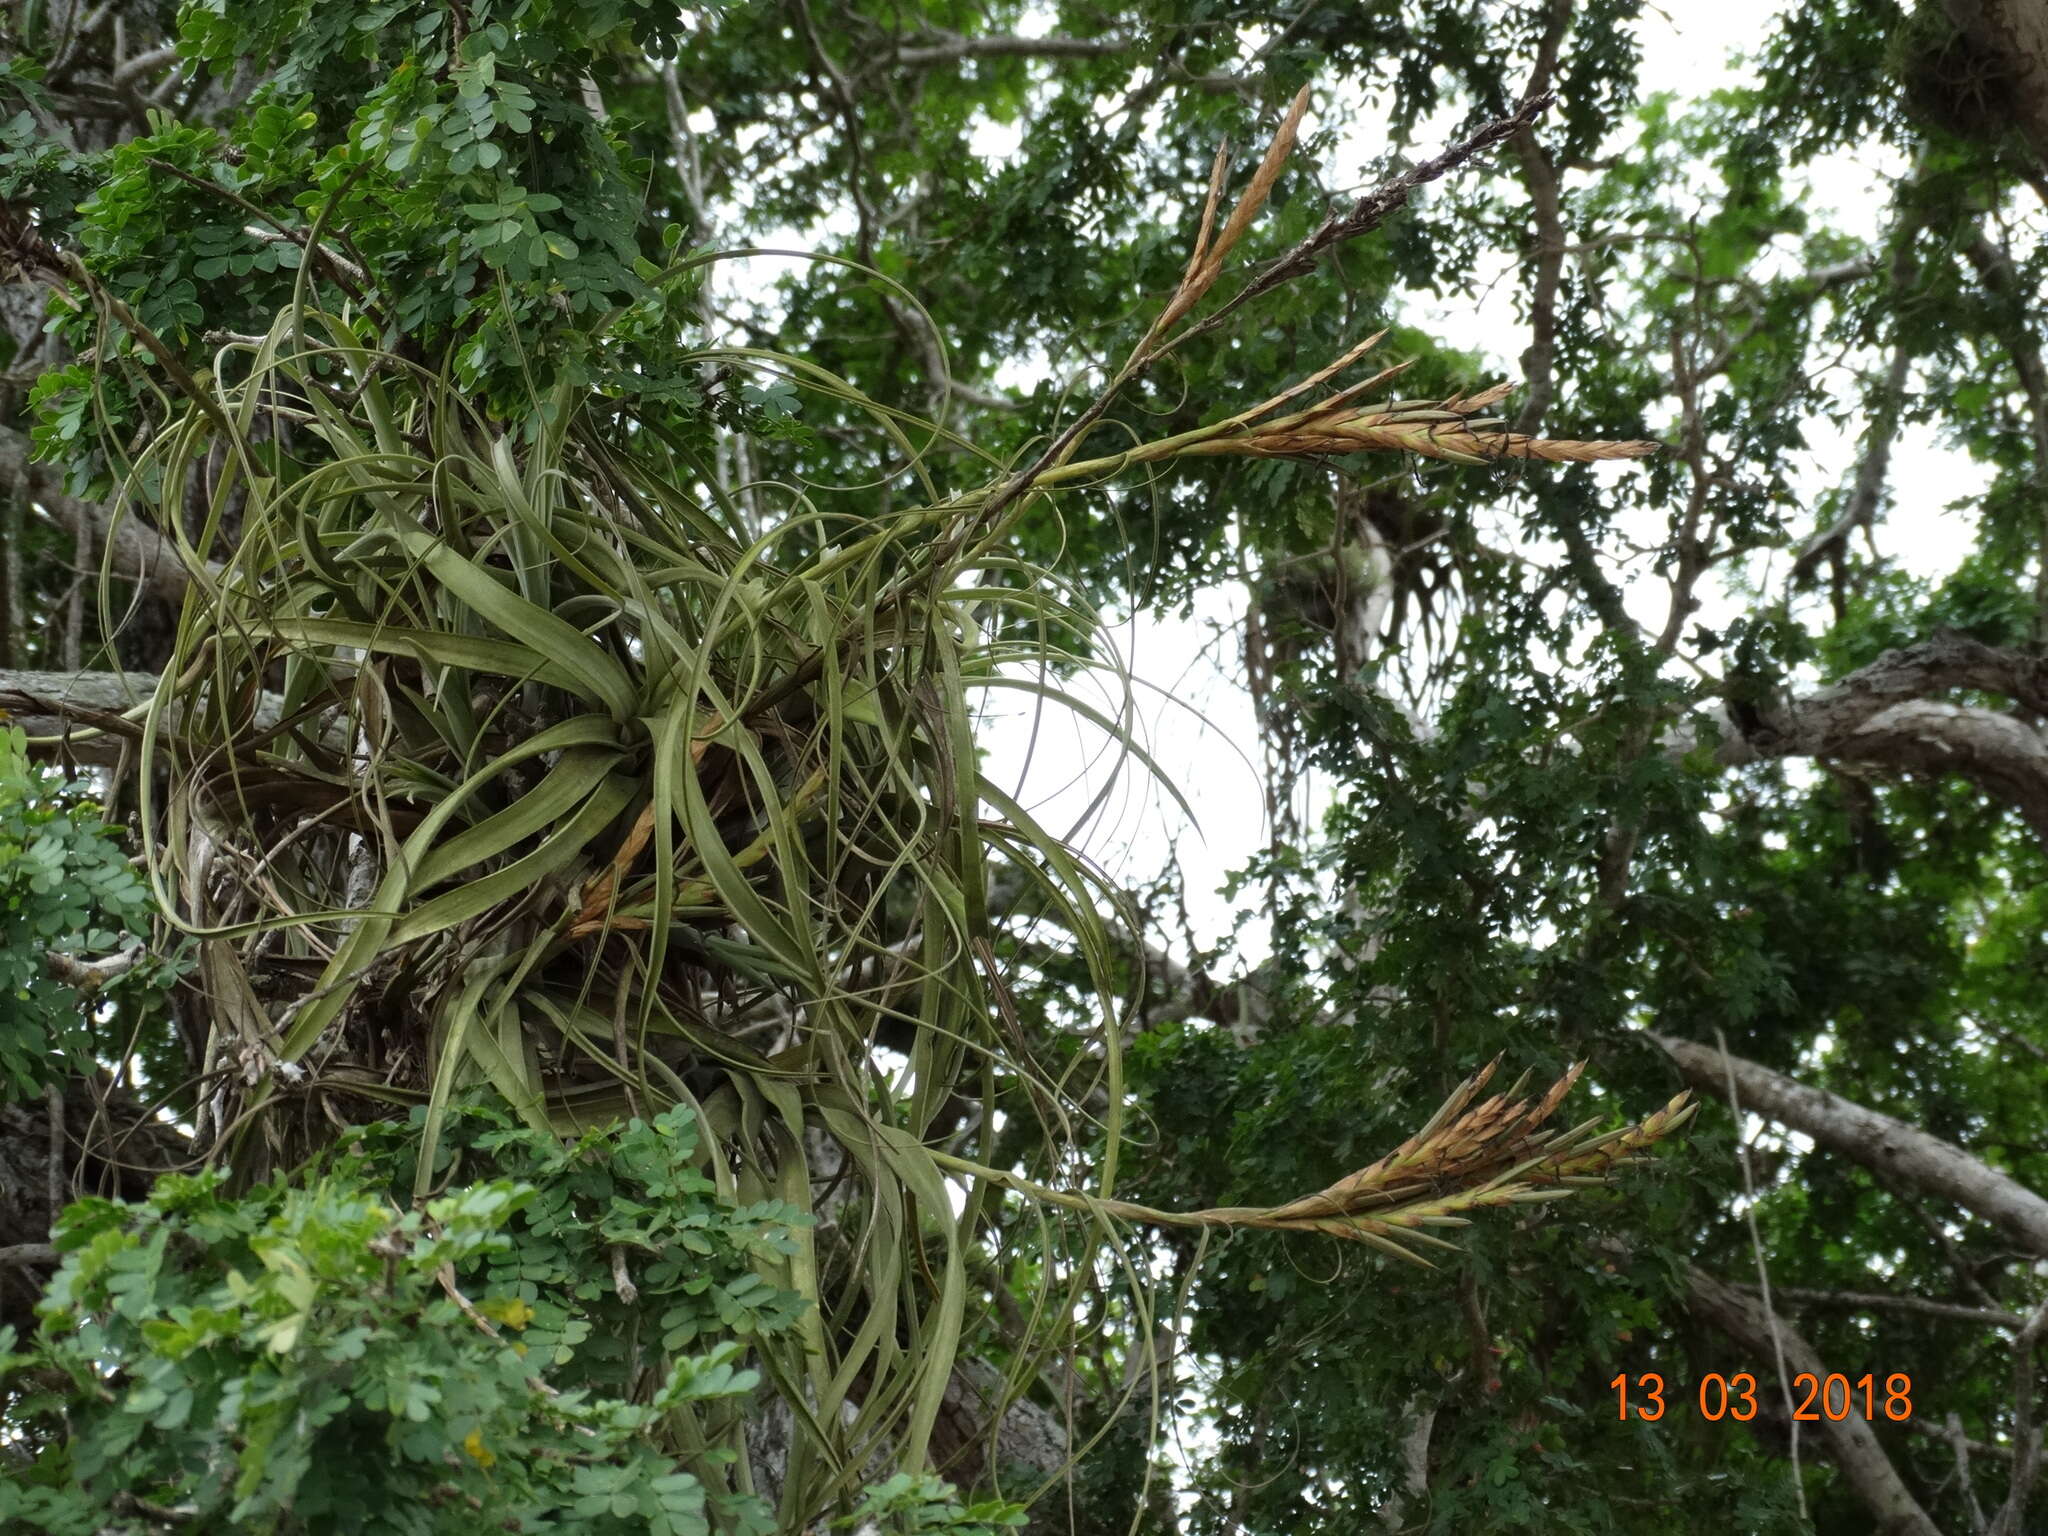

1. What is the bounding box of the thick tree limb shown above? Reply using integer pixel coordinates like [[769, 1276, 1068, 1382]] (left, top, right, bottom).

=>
[[926, 1356, 1067, 1497], [1803, 699, 2048, 841], [1675, 633, 2048, 843], [0, 665, 323, 768], [1687, 1267, 1942, 1536], [43, 944, 147, 994], [1730, 634, 2048, 726], [1654, 1032, 2048, 1257], [0, 665, 163, 761], [1374, 1400, 1436, 1529]]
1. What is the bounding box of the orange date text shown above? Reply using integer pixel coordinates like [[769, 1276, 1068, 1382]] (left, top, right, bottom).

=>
[[1609, 1371, 1914, 1423]]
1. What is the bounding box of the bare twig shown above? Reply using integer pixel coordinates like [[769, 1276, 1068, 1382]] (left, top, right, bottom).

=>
[[1990, 1297, 2048, 1535], [1171, 93, 1558, 356], [1753, 1284, 2027, 1330]]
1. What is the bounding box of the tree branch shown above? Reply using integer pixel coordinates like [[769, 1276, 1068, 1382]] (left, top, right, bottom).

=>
[[0, 665, 321, 765], [1945, 1410, 1997, 1536], [1908, 1414, 2043, 1469], [1654, 1032, 2048, 1257], [1789, 340, 1912, 583], [43, 943, 147, 995], [0, 1242, 58, 1270], [1992, 1296, 2048, 1534], [891, 32, 1131, 67], [1510, 0, 1572, 438], [109, 43, 179, 89], [1791, 222, 1921, 584], [1962, 230, 2048, 636], [1676, 633, 2048, 844], [0, 665, 162, 761], [1752, 1283, 2028, 1331], [1941, 0, 2048, 170], [1687, 1267, 1942, 1536], [1374, 1398, 1436, 1528]]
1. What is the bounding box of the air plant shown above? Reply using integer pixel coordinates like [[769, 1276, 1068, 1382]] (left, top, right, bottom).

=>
[[38, 80, 1679, 1524]]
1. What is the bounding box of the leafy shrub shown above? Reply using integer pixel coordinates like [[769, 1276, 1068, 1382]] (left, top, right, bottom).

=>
[[0, 1103, 1022, 1535]]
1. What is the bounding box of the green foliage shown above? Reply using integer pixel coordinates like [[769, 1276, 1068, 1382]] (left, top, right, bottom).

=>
[[0, 1103, 1013, 1535], [0, 0, 730, 502], [0, 727, 175, 1100], [844, 1474, 1027, 1535]]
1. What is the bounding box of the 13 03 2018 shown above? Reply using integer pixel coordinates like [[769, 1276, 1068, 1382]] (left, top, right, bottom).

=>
[[1610, 1371, 1915, 1423]]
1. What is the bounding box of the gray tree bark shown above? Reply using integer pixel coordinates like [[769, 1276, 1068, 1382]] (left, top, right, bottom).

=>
[[1669, 634, 2048, 845], [1655, 1032, 2048, 1257]]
